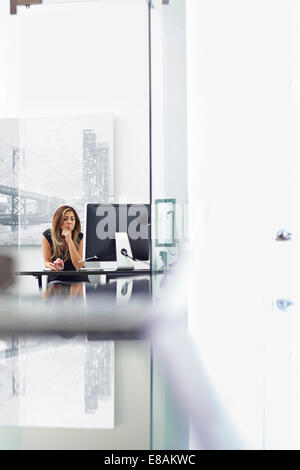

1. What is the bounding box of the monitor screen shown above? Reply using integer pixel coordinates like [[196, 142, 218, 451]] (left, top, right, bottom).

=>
[[84, 204, 151, 262]]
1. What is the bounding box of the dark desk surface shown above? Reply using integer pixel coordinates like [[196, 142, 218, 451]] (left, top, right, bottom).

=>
[[17, 269, 152, 276], [16, 269, 158, 290]]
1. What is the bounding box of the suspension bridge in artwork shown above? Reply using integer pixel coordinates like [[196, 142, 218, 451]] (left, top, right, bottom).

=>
[[0, 184, 65, 229]]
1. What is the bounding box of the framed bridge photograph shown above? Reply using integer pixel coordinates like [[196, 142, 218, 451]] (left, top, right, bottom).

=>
[[0, 114, 114, 245]]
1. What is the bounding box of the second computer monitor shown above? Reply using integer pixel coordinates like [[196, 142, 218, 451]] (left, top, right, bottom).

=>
[[84, 203, 151, 263]]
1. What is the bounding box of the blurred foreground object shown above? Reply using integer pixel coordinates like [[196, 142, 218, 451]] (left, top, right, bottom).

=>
[[0, 255, 14, 290]]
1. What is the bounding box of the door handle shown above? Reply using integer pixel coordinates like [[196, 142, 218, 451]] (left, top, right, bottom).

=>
[[276, 299, 294, 311], [276, 229, 292, 241]]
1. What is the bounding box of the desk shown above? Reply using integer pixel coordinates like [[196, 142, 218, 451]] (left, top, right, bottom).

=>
[[16, 269, 153, 291]]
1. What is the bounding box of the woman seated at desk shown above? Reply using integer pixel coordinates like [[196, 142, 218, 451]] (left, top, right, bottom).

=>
[[42, 205, 89, 284]]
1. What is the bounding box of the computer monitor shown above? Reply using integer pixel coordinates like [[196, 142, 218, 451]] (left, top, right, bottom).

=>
[[84, 204, 151, 264]]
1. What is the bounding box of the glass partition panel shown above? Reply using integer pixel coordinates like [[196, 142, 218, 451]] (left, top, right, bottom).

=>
[[0, 0, 152, 450], [0, 0, 21, 450], [150, 0, 189, 449], [0, 1, 19, 254], [150, 0, 188, 277]]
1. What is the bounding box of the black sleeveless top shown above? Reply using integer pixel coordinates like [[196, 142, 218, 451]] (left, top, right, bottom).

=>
[[43, 229, 89, 283]]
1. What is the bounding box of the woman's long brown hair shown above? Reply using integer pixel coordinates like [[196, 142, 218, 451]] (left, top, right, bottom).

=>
[[51, 206, 81, 262]]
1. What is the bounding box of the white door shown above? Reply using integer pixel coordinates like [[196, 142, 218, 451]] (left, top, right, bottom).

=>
[[186, 0, 300, 449]]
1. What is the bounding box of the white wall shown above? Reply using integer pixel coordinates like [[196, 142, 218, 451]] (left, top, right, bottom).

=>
[[17, 0, 149, 203], [0, 0, 18, 118]]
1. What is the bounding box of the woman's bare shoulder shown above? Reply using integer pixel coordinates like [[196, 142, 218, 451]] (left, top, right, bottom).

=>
[[42, 228, 52, 243]]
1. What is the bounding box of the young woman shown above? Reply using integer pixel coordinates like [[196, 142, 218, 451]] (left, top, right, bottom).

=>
[[42, 205, 88, 283]]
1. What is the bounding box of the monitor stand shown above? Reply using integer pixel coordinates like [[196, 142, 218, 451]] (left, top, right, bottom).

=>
[[115, 232, 135, 271], [83, 261, 103, 271]]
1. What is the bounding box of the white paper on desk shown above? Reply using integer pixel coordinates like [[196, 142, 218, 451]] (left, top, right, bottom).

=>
[[0, 336, 114, 429]]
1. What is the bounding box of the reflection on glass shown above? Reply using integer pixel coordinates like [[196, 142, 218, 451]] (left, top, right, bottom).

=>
[[43, 281, 85, 302], [85, 276, 151, 306], [0, 335, 114, 429]]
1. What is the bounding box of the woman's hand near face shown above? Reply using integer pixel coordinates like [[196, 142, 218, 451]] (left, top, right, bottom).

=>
[[62, 228, 72, 244]]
